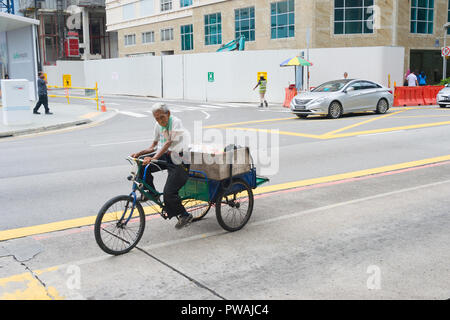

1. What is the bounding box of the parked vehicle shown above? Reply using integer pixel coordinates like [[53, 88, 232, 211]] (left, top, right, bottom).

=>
[[437, 84, 450, 108], [290, 79, 394, 119]]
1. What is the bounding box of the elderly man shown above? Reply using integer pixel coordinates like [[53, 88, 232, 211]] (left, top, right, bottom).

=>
[[131, 103, 192, 229]]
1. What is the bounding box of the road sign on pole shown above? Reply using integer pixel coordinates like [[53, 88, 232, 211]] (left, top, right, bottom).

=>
[[208, 72, 214, 82], [442, 46, 450, 57]]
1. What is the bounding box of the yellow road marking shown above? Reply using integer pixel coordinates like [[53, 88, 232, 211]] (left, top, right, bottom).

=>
[[394, 115, 450, 119], [0, 266, 63, 300], [229, 127, 325, 139], [80, 111, 100, 119], [1, 154, 450, 241], [320, 109, 407, 138], [253, 154, 450, 195], [327, 120, 450, 138], [204, 117, 297, 129]]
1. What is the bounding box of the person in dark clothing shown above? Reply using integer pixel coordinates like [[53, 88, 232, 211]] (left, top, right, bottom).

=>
[[33, 72, 53, 115]]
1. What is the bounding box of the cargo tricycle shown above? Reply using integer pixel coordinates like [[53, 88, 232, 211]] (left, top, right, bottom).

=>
[[94, 147, 269, 255]]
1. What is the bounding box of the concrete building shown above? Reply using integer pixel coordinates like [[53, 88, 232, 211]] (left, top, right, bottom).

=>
[[18, 0, 118, 66], [106, 0, 450, 84]]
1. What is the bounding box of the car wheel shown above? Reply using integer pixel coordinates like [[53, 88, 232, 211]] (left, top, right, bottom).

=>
[[328, 101, 343, 119], [375, 99, 389, 114], [296, 114, 308, 119], [440, 104, 447, 108]]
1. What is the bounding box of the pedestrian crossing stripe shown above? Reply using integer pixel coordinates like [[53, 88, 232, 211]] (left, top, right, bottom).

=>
[[118, 111, 148, 118]]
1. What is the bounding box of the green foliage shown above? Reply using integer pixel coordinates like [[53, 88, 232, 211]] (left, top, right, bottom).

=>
[[439, 77, 450, 86]]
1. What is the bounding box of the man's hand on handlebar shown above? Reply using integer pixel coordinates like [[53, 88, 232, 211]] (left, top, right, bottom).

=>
[[142, 157, 153, 165]]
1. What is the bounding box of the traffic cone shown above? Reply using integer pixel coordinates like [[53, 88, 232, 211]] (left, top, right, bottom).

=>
[[100, 96, 106, 112]]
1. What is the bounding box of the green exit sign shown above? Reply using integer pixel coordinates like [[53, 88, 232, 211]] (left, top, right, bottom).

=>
[[208, 72, 214, 82]]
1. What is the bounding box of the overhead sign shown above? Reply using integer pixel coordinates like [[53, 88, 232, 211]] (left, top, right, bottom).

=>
[[442, 46, 450, 57]]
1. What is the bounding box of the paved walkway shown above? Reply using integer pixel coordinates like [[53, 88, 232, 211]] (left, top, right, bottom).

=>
[[0, 102, 117, 138]]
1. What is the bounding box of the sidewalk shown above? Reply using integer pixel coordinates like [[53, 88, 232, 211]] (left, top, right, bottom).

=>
[[0, 102, 117, 138]]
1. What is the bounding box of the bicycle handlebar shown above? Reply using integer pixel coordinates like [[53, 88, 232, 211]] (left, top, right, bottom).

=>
[[126, 156, 170, 166]]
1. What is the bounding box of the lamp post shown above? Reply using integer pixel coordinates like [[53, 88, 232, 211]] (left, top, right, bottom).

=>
[[443, 22, 450, 81]]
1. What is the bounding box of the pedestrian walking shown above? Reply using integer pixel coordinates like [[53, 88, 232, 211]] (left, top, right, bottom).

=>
[[4, 74, 9, 79], [343, 72, 348, 79], [418, 71, 427, 86], [253, 75, 268, 108], [33, 71, 53, 115], [406, 70, 418, 87], [404, 69, 411, 86]]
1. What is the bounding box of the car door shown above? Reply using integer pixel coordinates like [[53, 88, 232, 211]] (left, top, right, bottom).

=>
[[356, 81, 380, 111], [341, 81, 364, 113]]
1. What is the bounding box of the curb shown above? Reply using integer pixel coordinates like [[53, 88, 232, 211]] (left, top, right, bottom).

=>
[[0, 108, 119, 139], [0, 119, 93, 139]]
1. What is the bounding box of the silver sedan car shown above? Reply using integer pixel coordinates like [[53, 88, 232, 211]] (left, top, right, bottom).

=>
[[437, 84, 450, 108], [290, 79, 394, 119]]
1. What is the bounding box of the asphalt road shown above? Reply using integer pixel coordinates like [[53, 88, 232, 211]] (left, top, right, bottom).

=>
[[0, 95, 449, 301]]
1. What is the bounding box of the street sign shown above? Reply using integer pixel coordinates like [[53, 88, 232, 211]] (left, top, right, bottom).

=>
[[208, 72, 214, 82], [63, 74, 72, 87], [442, 46, 450, 57], [257, 72, 267, 82]]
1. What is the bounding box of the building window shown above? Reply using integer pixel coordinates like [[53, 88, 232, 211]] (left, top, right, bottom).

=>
[[180, 0, 192, 7], [123, 3, 136, 21], [235, 7, 255, 41], [410, 0, 434, 34], [334, 0, 374, 35], [142, 31, 155, 44], [205, 13, 222, 45], [161, 0, 172, 12], [447, 0, 450, 34], [270, 0, 295, 39], [181, 24, 193, 50], [141, 0, 154, 17], [124, 34, 136, 46], [161, 28, 174, 41]]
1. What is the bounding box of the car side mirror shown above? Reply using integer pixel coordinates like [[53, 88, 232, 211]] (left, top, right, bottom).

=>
[[345, 87, 355, 93]]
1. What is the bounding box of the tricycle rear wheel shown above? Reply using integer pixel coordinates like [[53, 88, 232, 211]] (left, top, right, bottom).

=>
[[215, 179, 254, 232], [182, 199, 212, 222]]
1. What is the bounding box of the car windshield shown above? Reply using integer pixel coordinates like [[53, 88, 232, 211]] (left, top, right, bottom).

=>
[[312, 80, 352, 92]]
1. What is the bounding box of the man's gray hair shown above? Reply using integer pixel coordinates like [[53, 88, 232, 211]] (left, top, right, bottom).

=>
[[152, 102, 170, 114]]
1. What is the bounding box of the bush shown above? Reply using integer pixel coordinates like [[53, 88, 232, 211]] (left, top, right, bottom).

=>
[[439, 77, 450, 86]]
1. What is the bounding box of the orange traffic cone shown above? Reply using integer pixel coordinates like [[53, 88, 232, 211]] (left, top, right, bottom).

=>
[[100, 96, 106, 112]]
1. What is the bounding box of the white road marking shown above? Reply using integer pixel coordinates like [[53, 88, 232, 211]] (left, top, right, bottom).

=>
[[118, 111, 148, 118], [201, 110, 210, 119], [198, 104, 224, 109], [90, 138, 151, 147]]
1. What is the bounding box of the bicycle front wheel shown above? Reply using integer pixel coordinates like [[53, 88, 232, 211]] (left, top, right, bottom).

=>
[[94, 195, 145, 255]]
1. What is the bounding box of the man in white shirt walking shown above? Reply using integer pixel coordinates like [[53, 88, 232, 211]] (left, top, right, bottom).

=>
[[407, 71, 418, 87]]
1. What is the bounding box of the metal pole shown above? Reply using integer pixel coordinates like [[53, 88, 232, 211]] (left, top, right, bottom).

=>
[[444, 29, 447, 81], [443, 23, 450, 81]]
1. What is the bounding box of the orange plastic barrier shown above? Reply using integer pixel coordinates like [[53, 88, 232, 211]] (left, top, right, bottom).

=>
[[393, 86, 425, 107], [423, 85, 444, 105], [283, 84, 297, 108]]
